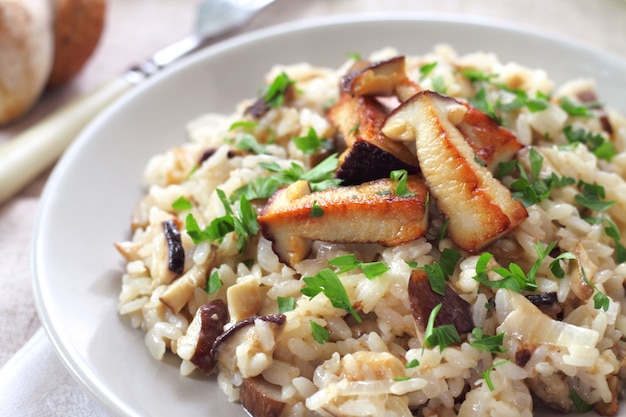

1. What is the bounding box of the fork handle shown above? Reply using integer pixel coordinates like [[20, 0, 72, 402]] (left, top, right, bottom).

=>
[[0, 76, 135, 205]]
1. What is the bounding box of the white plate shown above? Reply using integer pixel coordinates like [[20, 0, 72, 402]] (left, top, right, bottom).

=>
[[33, 13, 626, 417]]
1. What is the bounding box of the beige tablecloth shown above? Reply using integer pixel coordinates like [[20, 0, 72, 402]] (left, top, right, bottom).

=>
[[0, 0, 625, 415]]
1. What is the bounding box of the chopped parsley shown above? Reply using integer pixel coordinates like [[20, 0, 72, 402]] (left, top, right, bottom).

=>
[[347, 52, 361, 61], [419, 62, 438, 80], [575, 180, 615, 212], [260, 153, 341, 192], [327, 254, 389, 279], [206, 269, 223, 294], [237, 134, 269, 155], [559, 97, 591, 117], [185, 191, 259, 253], [420, 248, 461, 296], [172, 196, 192, 211], [563, 125, 617, 161], [423, 303, 461, 351], [470, 328, 506, 353], [390, 169, 416, 197], [405, 359, 420, 368], [229, 120, 259, 131], [293, 127, 328, 154], [263, 72, 295, 108], [580, 265, 610, 311], [498, 148, 575, 207], [310, 200, 324, 218], [277, 296, 295, 313], [301, 268, 362, 322], [603, 219, 626, 264], [348, 122, 360, 137], [480, 360, 509, 391], [569, 389, 593, 413], [310, 321, 330, 344]]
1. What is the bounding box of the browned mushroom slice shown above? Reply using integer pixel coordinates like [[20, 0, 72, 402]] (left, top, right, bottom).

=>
[[258, 177, 429, 266], [328, 92, 418, 185], [408, 269, 474, 336], [188, 300, 230, 374], [210, 314, 287, 366], [342, 56, 419, 100], [240, 376, 286, 417], [524, 292, 562, 320], [457, 104, 523, 172], [382, 90, 528, 252]]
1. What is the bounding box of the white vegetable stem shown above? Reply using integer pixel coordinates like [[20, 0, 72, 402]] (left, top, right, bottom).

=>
[[0, 75, 134, 204]]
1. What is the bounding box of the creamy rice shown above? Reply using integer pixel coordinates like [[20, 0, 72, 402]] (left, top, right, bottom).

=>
[[116, 45, 626, 416]]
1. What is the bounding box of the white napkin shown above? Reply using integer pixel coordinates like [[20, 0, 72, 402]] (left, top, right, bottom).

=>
[[0, 329, 109, 417]]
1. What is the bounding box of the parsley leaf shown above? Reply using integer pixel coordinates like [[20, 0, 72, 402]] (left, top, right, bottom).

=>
[[293, 127, 328, 154], [390, 169, 416, 197], [470, 328, 506, 353], [405, 359, 420, 368], [604, 219, 626, 264], [327, 254, 389, 279], [310, 200, 324, 218], [480, 360, 509, 391], [563, 125, 617, 161], [423, 303, 461, 350], [206, 270, 223, 294], [301, 268, 362, 322], [264, 72, 295, 108], [575, 180, 615, 212], [569, 389, 593, 413], [277, 296, 295, 313], [419, 62, 438, 80], [237, 134, 269, 155], [310, 321, 329, 344], [172, 196, 192, 211], [559, 97, 590, 117]]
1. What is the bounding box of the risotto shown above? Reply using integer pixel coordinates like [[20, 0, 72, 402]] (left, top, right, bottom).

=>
[[115, 45, 626, 416]]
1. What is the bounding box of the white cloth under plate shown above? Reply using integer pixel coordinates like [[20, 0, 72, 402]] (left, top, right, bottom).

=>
[[0, 329, 108, 417]]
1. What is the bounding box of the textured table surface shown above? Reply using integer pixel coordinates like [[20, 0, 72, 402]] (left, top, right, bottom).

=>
[[0, 0, 625, 406]]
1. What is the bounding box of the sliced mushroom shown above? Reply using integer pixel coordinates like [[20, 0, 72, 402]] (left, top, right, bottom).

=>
[[407, 269, 474, 337], [526, 374, 571, 413], [570, 241, 598, 302], [382, 90, 528, 252], [524, 292, 562, 320], [258, 177, 429, 266], [162, 220, 185, 275], [159, 251, 215, 314], [593, 375, 620, 416], [328, 92, 418, 185], [185, 300, 230, 374], [210, 314, 286, 366], [342, 55, 420, 101], [456, 103, 523, 173], [240, 376, 286, 417]]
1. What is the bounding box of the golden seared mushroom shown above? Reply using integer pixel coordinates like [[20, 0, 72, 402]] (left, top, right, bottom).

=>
[[408, 269, 474, 337], [457, 104, 524, 173], [258, 177, 429, 267], [328, 92, 418, 185], [342, 55, 420, 101], [382, 90, 528, 252]]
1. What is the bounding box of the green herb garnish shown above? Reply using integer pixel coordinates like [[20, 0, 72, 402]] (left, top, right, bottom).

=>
[[277, 296, 295, 313], [423, 303, 461, 350], [172, 196, 192, 211], [301, 268, 362, 322], [206, 269, 223, 294], [470, 328, 506, 353], [390, 169, 415, 197], [310, 321, 329, 344], [311, 200, 324, 218], [263, 72, 295, 108]]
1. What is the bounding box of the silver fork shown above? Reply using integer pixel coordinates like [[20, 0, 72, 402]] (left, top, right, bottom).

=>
[[0, 0, 278, 205]]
